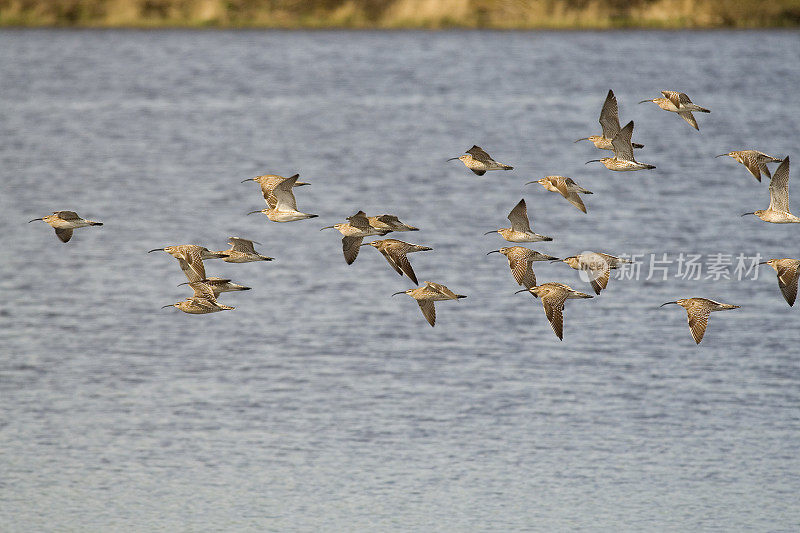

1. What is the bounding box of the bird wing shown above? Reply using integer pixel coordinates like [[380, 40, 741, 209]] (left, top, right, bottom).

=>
[[379, 247, 405, 277], [507, 199, 532, 233], [229, 237, 257, 254], [611, 121, 635, 161], [176, 256, 206, 283], [347, 210, 371, 229], [56, 211, 80, 220], [685, 302, 711, 345], [678, 111, 699, 130], [587, 264, 610, 295], [509, 257, 536, 288], [417, 300, 436, 327], [342, 236, 364, 265], [541, 292, 567, 340], [392, 249, 418, 285], [564, 191, 587, 213], [768, 157, 791, 213], [466, 145, 493, 163], [776, 263, 799, 306], [598, 89, 621, 138], [272, 175, 299, 211], [188, 281, 217, 301], [661, 90, 682, 107], [739, 152, 763, 182], [554, 178, 570, 198], [264, 191, 278, 209], [54, 228, 73, 243]]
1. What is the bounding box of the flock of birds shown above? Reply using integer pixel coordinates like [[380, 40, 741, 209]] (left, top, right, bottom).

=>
[[29, 90, 799, 344]]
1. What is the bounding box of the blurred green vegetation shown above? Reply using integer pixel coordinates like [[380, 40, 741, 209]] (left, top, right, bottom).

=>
[[2, 0, 800, 28]]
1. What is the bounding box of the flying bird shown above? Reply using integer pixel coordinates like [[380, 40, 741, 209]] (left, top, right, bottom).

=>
[[485, 199, 552, 243], [516, 282, 593, 340], [363, 239, 432, 284], [585, 121, 655, 171], [639, 90, 710, 130], [660, 298, 739, 344], [487, 247, 559, 289], [576, 89, 644, 150], [526, 176, 593, 213], [393, 281, 466, 327], [759, 258, 800, 306], [742, 157, 800, 223], [448, 145, 513, 176], [28, 210, 103, 243], [716, 150, 783, 182]]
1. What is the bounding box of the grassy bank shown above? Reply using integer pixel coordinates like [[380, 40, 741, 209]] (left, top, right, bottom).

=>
[[2, 0, 800, 29]]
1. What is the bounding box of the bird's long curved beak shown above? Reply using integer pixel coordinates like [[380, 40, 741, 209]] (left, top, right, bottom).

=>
[[320, 225, 335, 231], [714, 154, 729, 158], [574, 138, 589, 143], [659, 301, 678, 307], [446, 157, 460, 162], [391, 291, 405, 297], [758, 261, 770, 265], [486, 250, 501, 255], [740, 212, 755, 217], [523, 180, 538, 185], [28, 217, 43, 223], [483, 230, 498, 235], [543, 255, 560, 261], [148, 248, 165, 253], [240, 178, 255, 183], [161, 304, 174, 309], [246, 210, 262, 215], [585, 159, 602, 165], [638, 99, 652, 104]]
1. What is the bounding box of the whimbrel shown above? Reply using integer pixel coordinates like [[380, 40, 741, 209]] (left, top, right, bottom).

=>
[[576, 89, 644, 150], [241, 173, 309, 208], [586, 121, 655, 171], [558, 252, 632, 295], [28, 211, 103, 243], [487, 247, 559, 289], [162, 282, 235, 314], [485, 199, 552, 243], [148, 244, 227, 282], [363, 239, 432, 284], [448, 145, 513, 176], [759, 258, 800, 306], [639, 90, 710, 131], [179, 277, 251, 297], [216, 237, 273, 263], [367, 214, 419, 232], [742, 157, 800, 223], [660, 298, 739, 344], [393, 281, 467, 327], [321, 210, 390, 264], [246, 175, 318, 222], [716, 150, 783, 183], [515, 282, 593, 340], [526, 176, 593, 213]]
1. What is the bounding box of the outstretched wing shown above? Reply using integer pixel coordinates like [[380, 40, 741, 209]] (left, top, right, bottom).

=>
[[509, 257, 536, 289], [611, 121, 635, 162], [229, 237, 257, 254], [541, 292, 567, 340], [507, 199, 532, 233], [776, 263, 799, 306], [466, 145, 493, 163], [685, 303, 711, 344], [661, 90, 683, 107], [768, 157, 791, 213], [598, 89, 621, 139], [347, 210, 371, 229], [176, 256, 205, 283], [678, 111, 699, 130], [54, 228, 73, 243], [417, 300, 436, 327], [393, 251, 419, 285], [342, 236, 364, 265], [272, 175, 299, 211]]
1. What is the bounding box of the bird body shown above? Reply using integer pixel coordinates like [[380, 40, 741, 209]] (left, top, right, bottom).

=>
[[393, 281, 466, 327], [760, 258, 800, 306], [486, 199, 552, 243], [364, 239, 432, 284], [516, 282, 593, 340], [576, 89, 644, 151], [559, 252, 631, 295], [660, 298, 739, 344], [367, 214, 418, 232], [180, 277, 252, 297], [487, 247, 559, 289], [639, 90, 710, 130], [449, 145, 513, 176], [217, 237, 273, 263], [743, 157, 800, 223], [527, 176, 593, 213], [717, 150, 783, 183], [321, 210, 391, 264], [247, 175, 317, 222], [586, 121, 655, 171], [163, 281, 235, 314], [148, 244, 227, 282], [241, 173, 309, 208], [28, 210, 103, 242]]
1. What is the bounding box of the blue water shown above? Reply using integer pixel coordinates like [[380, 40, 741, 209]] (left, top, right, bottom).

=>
[[1, 29, 799, 531]]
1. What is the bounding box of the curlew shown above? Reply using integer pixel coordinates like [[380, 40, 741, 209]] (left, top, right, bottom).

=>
[[485, 199, 552, 243], [639, 90, 710, 131], [29, 210, 103, 243], [576, 89, 644, 150], [148, 244, 227, 282], [393, 281, 467, 327], [487, 247, 559, 289], [247, 175, 317, 222], [716, 150, 783, 183], [742, 157, 800, 223], [162, 282, 235, 314], [216, 237, 273, 263], [363, 239, 432, 284], [515, 282, 593, 340], [586, 121, 655, 171], [759, 258, 800, 307], [557, 252, 632, 295], [241, 173, 309, 208], [367, 214, 419, 232], [448, 145, 513, 176], [660, 298, 739, 344], [526, 176, 593, 213], [179, 277, 251, 297], [321, 210, 390, 264]]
